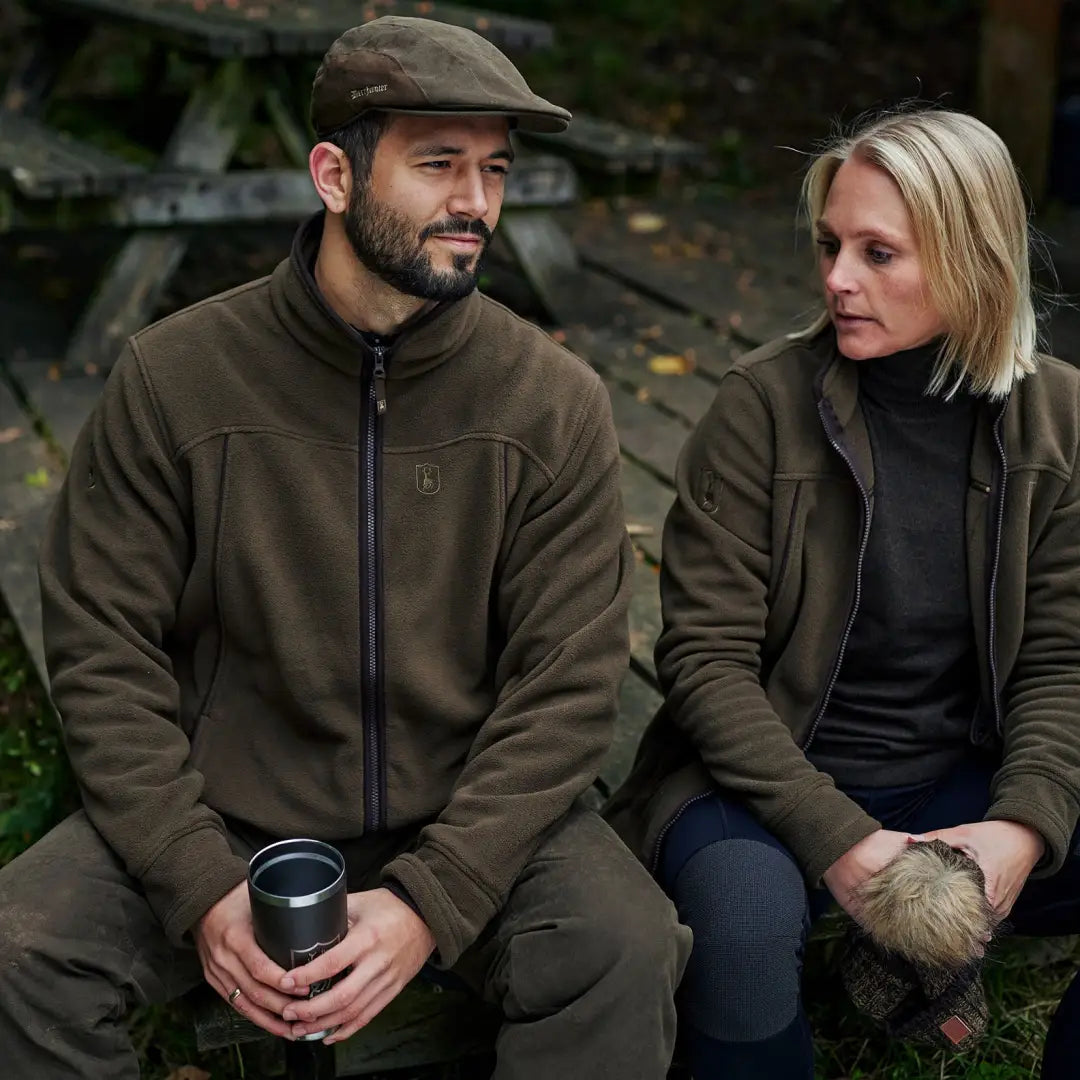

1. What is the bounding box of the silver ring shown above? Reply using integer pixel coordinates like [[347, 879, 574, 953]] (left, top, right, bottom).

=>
[[228, 987, 242, 1004]]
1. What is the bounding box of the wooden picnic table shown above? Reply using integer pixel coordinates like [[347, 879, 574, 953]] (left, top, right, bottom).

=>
[[3, 0, 566, 374], [35, 0, 554, 58]]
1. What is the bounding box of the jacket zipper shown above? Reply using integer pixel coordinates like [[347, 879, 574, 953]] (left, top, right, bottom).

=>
[[801, 400, 873, 751], [649, 791, 712, 874], [362, 343, 389, 831], [987, 405, 1008, 735]]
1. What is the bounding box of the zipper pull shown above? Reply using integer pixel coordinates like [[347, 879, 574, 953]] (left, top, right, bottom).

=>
[[372, 349, 388, 414]]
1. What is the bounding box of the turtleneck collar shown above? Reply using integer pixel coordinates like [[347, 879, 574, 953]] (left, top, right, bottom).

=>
[[857, 339, 976, 416], [268, 212, 482, 379]]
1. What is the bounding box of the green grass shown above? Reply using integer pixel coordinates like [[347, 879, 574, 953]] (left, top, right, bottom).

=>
[[806, 915, 1080, 1078]]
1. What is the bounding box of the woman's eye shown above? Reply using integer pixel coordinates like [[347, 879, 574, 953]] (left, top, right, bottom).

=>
[[815, 237, 838, 255], [868, 247, 893, 265]]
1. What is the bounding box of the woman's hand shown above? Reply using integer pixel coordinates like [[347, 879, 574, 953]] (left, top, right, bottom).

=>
[[822, 829, 917, 923], [922, 820, 1045, 920]]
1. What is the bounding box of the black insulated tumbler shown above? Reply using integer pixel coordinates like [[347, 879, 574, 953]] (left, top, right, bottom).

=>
[[248, 838, 349, 1041]]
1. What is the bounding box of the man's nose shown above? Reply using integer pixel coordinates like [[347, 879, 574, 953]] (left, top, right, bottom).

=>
[[445, 168, 489, 220]]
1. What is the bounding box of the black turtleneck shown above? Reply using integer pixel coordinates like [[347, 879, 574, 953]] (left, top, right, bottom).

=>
[[807, 343, 982, 787]]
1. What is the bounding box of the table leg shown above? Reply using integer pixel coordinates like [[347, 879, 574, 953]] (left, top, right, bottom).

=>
[[1, 26, 83, 118], [62, 59, 256, 374], [498, 210, 584, 325], [265, 61, 313, 170]]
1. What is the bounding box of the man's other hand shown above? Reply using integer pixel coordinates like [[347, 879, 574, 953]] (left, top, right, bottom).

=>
[[279, 887, 436, 1044], [193, 880, 301, 1039]]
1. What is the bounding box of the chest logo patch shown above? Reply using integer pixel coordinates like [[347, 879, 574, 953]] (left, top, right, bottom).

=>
[[416, 463, 441, 495]]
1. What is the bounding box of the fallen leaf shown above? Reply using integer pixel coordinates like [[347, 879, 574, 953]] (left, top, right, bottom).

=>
[[47, 364, 61, 382], [164, 1068, 210, 1080], [635, 387, 651, 403], [628, 212, 667, 234], [0, 427, 23, 444], [637, 324, 663, 341], [0, 519, 14, 532], [25, 467, 49, 488], [549, 328, 567, 344], [15, 244, 56, 262], [632, 343, 647, 358], [625, 523, 655, 536], [648, 354, 692, 376]]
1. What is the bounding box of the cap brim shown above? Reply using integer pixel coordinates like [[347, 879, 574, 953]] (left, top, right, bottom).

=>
[[377, 105, 570, 134]]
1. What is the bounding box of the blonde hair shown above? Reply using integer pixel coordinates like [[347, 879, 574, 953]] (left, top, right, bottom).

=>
[[794, 109, 1039, 398]]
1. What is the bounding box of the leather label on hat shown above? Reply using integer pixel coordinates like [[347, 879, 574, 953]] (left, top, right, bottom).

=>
[[940, 1015, 973, 1045], [350, 85, 389, 100]]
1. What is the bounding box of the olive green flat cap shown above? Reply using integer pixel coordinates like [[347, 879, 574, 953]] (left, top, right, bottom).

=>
[[311, 16, 571, 137]]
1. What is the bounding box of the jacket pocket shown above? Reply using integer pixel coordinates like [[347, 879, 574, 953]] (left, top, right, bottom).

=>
[[769, 479, 803, 607]]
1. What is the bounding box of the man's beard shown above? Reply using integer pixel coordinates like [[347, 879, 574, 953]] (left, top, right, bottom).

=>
[[344, 181, 491, 302]]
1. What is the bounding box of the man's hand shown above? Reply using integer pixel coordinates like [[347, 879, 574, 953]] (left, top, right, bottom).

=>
[[280, 887, 436, 1044], [823, 829, 917, 923], [193, 880, 302, 1039], [922, 820, 1045, 919]]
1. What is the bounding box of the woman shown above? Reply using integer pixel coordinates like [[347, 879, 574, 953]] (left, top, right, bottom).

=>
[[607, 108, 1080, 1077]]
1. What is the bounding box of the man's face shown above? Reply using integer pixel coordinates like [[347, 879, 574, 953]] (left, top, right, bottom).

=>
[[344, 114, 512, 302]]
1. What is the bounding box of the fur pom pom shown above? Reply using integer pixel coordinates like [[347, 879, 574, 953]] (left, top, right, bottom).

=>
[[855, 839, 994, 969]]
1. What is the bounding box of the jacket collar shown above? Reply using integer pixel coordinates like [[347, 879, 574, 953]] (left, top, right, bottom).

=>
[[813, 329, 875, 494], [812, 328, 1011, 495], [269, 212, 482, 378]]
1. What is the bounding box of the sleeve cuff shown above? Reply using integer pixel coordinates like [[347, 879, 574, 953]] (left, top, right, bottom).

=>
[[985, 795, 1076, 877], [141, 826, 250, 945], [768, 787, 881, 886], [383, 879, 424, 920], [382, 845, 499, 968]]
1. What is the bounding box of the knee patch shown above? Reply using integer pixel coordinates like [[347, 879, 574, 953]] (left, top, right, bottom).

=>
[[672, 838, 807, 1042]]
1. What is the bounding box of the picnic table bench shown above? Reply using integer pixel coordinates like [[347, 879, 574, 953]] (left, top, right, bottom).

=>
[[2, 0, 705, 376], [1, 0, 578, 376]]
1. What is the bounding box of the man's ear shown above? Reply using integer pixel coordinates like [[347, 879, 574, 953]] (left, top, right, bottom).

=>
[[309, 142, 352, 215]]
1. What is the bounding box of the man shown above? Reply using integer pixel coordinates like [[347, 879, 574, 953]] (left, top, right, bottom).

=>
[[0, 17, 689, 1078]]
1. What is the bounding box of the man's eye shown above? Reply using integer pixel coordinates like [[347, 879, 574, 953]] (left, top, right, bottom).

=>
[[484, 164, 509, 176], [421, 160, 450, 169]]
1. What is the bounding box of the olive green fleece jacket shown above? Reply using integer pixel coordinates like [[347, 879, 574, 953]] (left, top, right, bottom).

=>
[[608, 328, 1080, 884], [39, 216, 633, 966]]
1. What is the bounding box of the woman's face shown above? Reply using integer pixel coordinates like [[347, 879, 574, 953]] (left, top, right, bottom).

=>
[[816, 155, 948, 360]]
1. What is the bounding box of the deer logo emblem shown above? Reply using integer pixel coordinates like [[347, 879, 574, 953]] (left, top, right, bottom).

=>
[[416, 464, 441, 495]]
